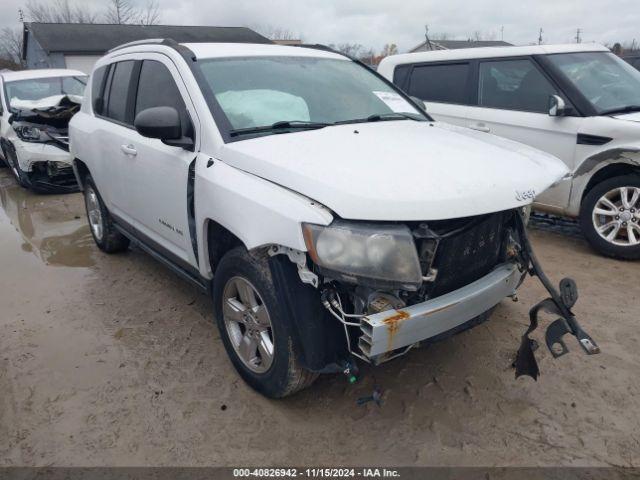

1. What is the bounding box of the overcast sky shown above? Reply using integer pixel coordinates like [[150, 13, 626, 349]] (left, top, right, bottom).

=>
[[2, 0, 639, 52]]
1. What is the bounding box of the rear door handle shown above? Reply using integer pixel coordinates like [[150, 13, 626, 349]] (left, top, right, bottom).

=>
[[469, 123, 491, 133], [120, 144, 137, 156]]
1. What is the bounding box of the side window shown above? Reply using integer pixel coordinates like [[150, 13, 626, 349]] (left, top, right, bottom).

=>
[[478, 59, 558, 113], [407, 63, 470, 104], [135, 60, 190, 135], [392, 65, 411, 91], [105, 60, 135, 124], [91, 66, 108, 114]]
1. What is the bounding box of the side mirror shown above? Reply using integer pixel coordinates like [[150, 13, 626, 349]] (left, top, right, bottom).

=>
[[134, 106, 194, 150], [7, 113, 14, 125], [410, 96, 427, 112], [548, 95, 566, 117]]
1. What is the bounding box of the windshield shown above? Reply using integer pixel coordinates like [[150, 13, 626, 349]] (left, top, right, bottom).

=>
[[198, 56, 424, 138], [4, 76, 87, 110], [546, 52, 640, 115]]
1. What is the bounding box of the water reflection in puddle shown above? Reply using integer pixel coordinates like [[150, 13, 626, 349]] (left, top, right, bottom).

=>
[[0, 171, 95, 268]]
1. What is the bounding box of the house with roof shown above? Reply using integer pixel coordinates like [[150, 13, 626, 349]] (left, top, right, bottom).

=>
[[22, 22, 270, 73], [410, 39, 513, 53]]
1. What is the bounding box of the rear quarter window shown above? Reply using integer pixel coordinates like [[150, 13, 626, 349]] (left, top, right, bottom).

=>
[[407, 63, 470, 104]]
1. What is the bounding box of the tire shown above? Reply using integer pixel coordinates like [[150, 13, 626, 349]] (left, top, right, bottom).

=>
[[579, 174, 640, 260], [0, 145, 8, 168], [213, 247, 318, 398], [83, 174, 130, 253], [5, 145, 31, 188]]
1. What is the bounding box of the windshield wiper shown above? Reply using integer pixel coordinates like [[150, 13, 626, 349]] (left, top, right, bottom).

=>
[[335, 112, 425, 125], [599, 105, 640, 116], [229, 120, 332, 137]]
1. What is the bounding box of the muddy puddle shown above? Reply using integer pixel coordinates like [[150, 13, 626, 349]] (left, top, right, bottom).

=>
[[0, 171, 95, 268]]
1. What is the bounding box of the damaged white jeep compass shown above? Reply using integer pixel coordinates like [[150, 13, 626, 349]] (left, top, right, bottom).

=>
[[70, 39, 599, 398], [1, 69, 87, 192]]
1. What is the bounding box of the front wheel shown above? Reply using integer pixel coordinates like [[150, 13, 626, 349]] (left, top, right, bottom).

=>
[[5, 145, 31, 188], [580, 174, 640, 260], [213, 247, 317, 398]]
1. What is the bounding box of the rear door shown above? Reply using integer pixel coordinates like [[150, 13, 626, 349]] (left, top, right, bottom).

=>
[[402, 61, 472, 127], [465, 57, 584, 208], [124, 55, 200, 267]]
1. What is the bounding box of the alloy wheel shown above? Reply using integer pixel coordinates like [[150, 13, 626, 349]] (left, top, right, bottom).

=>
[[85, 186, 104, 241], [592, 186, 640, 247], [222, 276, 275, 374]]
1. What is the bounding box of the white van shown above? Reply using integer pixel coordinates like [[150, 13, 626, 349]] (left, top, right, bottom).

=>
[[379, 44, 640, 259]]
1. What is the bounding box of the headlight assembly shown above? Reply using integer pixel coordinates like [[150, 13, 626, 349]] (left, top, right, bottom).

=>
[[302, 221, 422, 289], [13, 125, 49, 142]]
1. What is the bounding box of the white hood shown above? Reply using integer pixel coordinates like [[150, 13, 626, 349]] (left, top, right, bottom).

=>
[[612, 112, 640, 122], [218, 121, 569, 221]]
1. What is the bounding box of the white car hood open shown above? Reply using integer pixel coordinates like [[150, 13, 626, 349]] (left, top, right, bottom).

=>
[[218, 121, 569, 221]]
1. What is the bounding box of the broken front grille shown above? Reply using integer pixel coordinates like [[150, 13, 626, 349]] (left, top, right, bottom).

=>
[[415, 210, 514, 298]]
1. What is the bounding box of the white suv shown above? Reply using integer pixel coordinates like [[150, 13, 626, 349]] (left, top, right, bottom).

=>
[[379, 44, 640, 260], [70, 40, 598, 397], [0, 69, 87, 192]]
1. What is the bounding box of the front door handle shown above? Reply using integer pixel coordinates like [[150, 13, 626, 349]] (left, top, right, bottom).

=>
[[120, 144, 137, 156], [469, 123, 491, 133]]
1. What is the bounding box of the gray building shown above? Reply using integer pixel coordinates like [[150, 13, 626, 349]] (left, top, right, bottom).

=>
[[410, 39, 513, 53], [22, 22, 270, 73]]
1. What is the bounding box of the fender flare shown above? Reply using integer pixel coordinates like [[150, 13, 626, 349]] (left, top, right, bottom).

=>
[[569, 148, 640, 215]]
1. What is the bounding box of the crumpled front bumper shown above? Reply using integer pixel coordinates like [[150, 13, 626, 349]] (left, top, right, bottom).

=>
[[13, 141, 72, 172], [359, 262, 522, 359]]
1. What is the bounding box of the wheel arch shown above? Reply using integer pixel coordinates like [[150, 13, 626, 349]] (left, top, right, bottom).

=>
[[72, 158, 90, 191], [569, 148, 640, 216], [203, 218, 246, 277]]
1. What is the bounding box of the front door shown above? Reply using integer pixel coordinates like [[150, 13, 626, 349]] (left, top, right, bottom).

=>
[[465, 57, 584, 209], [123, 55, 200, 268]]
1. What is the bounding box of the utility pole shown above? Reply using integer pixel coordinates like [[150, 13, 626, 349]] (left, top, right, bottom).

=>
[[500, 26, 504, 41], [575, 28, 582, 43], [425, 25, 432, 51], [538, 28, 543, 45]]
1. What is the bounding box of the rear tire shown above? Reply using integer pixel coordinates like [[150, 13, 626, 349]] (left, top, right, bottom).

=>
[[580, 174, 640, 260], [83, 174, 130, 253], [213, 247, 318, 398]]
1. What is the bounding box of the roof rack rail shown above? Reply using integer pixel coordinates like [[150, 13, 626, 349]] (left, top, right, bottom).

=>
[[292, 43, 358, 61], [108, 38, 169, 53]]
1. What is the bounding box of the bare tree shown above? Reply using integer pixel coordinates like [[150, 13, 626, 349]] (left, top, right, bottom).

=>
[[138, 0, 161, 26], [250, 24, 301, 41], [329, 43, 365, 58], [25, 0, 98, 23], [380, 43, 398, 57], [0, 27, 25, 68], [471, 30, 497, 42], [105, 0, 138, 24]]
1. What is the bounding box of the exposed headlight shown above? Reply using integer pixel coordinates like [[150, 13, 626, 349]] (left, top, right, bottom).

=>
[[302, 220, 422, 289], [14, 125, 48, 142]]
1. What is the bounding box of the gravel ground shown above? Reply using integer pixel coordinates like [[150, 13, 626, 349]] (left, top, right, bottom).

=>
[[1, 170, 639, 467]]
